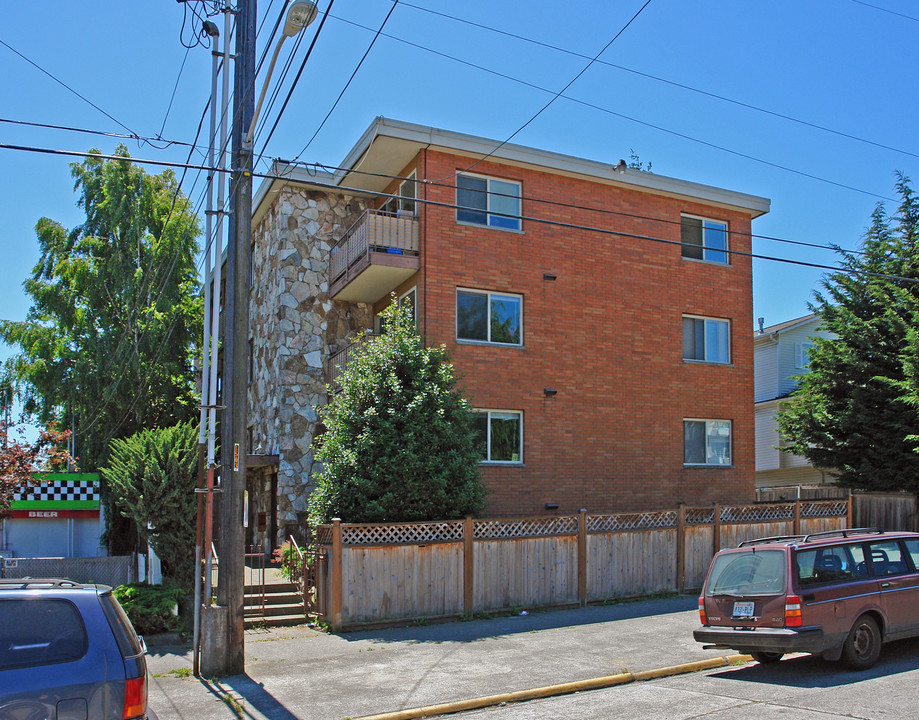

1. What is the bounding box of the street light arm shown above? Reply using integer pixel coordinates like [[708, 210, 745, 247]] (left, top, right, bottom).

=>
[[245, 34, 287, 148]]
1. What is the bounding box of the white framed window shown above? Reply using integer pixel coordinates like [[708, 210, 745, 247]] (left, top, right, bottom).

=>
[[684, 419, 732, 466], [682, 315, 730, 364], [681, 215, 728, 264], [457, 289, 522, 346], [795, 342, 814, 369], [381, 171, 417, 216], [472, 410, 523, 464], [456, 173, 521, 230]]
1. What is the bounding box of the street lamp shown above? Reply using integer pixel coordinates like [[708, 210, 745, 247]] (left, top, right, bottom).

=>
[[245, 0, 317, 147]]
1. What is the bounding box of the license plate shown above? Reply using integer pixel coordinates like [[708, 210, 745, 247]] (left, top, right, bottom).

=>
[[733, 601, 755, 618]]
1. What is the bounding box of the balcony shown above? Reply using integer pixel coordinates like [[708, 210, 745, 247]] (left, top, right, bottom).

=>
[[329, 209, 419, 303], [328, 334, 374, 387]]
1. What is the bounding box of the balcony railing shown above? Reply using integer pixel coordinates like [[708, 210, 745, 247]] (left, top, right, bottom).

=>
[[328, 334, 375, 387], [329, 209, 419, 303]]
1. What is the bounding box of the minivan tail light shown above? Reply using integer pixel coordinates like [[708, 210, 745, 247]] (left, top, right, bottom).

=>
[[122, 675, 146, 719], [784, 595, 802, 627], [698, 596, 707, 625]]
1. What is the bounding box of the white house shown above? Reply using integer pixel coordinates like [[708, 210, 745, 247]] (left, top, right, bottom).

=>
[[754, 314, 834, 488]]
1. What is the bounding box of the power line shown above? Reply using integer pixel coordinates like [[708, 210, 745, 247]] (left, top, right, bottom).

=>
[[395, 1, 919, 162], [436, 0, 654, 180], [327, 15, 895, 203], [159, 46, 192, 138], [291, 0, 397, 163], [850, 0, 919, 23], [0, 117, 206, 156], [0, 38, 139, 139]]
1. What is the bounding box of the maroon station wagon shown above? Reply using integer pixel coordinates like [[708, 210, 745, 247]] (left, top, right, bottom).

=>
[[694, 529, 919, 669]]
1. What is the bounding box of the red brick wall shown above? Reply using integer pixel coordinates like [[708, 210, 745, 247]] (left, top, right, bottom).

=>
[[380, 149, 756, 516]]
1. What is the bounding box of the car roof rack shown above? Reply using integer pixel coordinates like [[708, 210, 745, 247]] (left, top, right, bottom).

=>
[[738, 534, 805, 547], [0, 578, 85, 589], [801, 527, 884, 543]]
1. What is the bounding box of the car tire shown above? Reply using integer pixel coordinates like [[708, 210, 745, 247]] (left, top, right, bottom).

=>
[[841, 615, 881, 670], [750, 651, 783, 664]]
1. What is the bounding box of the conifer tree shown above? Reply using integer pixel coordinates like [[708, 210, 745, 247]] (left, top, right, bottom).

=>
[[779, 175, 919, 491]]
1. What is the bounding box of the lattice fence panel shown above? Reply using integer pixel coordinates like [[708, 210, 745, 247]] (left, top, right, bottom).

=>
[[341, 521, 464, 546], [587, 511, 678, 532], [684, 508, 716, 526], [474, 516, 578, 540], [801, 500, 848, 518], [315, 526, 333, 545], [721, 504, 794, 523]]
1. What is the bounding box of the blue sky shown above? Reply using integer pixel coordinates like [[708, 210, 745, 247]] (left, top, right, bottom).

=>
[[2, 0, 917, 370]]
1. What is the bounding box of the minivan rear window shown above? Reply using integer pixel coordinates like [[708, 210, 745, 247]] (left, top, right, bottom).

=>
[[0, 598, 88, 670], [706, 549, 786, 595]]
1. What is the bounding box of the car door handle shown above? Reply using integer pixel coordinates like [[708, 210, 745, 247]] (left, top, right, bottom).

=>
[[881, 582, 891, 588]]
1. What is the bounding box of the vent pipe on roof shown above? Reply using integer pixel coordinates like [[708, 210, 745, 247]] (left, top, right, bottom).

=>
[[757, 317, 764, 334]]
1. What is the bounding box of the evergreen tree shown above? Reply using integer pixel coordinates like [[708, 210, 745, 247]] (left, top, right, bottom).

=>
[[779, 175, 919, 491], [308, 298, 485, 525], [102, 421, 198, 589], [0, 146, 201, 471]]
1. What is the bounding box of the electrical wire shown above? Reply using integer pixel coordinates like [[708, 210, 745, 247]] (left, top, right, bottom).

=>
[[325, 15, 894, 202], [393, 1, 919, 162], [849, 0, 919, 22], [0, 117, 206, 157], [159, 46, 192, 138], [0, 38, 139, 140], [290, 0, 396, 162], [434, 0, 654, 181]]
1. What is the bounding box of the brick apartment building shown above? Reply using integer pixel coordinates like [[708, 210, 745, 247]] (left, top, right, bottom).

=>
[[244, 117, 770, 551]]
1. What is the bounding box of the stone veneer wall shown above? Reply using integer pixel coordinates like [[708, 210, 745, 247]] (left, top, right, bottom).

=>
[[250, 185, 371, 539]]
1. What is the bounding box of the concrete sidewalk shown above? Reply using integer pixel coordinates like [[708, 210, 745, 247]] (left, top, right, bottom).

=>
[[148, 596, 726, 720]]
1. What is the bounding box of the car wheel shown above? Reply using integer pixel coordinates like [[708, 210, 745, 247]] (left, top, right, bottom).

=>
[[751, 651, 783, 664], [841, 615, 881, 670]]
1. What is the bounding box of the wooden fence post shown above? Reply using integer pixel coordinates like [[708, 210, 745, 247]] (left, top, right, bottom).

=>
[[676, 503, 686, 594], [331, 518, 342, 632], [464, 516, 474, 615], [848, 493, 854, 529], [712, 503, 721, 555], [794, 499, 801, 535], [578, 509, 587, 607]]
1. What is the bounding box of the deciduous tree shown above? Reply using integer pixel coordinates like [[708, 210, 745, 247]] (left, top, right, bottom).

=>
[[0, 146, 201, 471]]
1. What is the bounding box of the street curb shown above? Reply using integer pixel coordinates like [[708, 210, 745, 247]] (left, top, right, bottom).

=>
[[352, 654, 753, 720]]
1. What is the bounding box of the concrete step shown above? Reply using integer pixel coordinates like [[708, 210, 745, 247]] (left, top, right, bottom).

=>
[[245, 591, 301, 606], [245, 602, 304, 618], [244, 612, 306, 629]]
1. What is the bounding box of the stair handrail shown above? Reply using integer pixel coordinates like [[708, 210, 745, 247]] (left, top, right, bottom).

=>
[[289, 535, 307, 615]]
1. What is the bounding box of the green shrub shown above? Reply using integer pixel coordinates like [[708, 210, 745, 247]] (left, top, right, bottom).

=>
[[113, 582, 185, 635]]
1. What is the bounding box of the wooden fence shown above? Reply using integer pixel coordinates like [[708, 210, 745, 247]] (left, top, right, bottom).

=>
[[756, 487, 917, 532], [314, 499, 851, 631]]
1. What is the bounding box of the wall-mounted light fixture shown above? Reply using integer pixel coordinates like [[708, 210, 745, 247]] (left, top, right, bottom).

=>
[[543, 387, 557, 397], [545, 503, 559, 510], [543, 273, 557, 281]]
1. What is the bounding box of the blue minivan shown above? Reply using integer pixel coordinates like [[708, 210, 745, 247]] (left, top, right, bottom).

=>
[[0, 578, 150, 719]]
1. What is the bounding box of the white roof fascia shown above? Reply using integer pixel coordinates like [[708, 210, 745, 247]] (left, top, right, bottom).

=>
[[337, 117, 771, 218]]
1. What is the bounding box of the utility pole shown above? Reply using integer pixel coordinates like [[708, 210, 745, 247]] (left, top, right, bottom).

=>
[[213, 0, 255, 677]]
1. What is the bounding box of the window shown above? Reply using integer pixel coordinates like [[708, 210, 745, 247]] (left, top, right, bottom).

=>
[[457, 289, 522, 345], [472, 410, 523, 463], [381, 171, 417, 216], [681, 215, 728, 264], [683, 316, 730, 363], [0, 599, 88, 670], [456, 173, 521, 230], [795, 342, 814, 369], [797, 544, 867, 586], [684, 419, 732, 466]]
